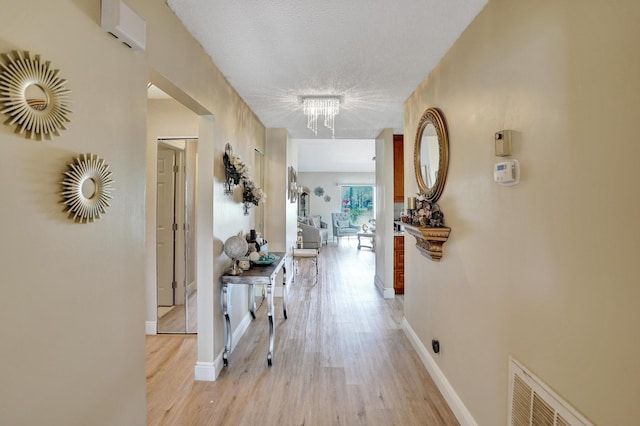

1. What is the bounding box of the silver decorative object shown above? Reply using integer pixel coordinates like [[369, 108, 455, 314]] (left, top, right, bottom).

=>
[[0, 50, 71, 140], [61, 153, 114, 223], [223, 233, 249, 275]]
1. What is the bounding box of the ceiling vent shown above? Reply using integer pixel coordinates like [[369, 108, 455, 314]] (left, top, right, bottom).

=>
[[101, 0, 146, 50], [509, 357, 593, 426]]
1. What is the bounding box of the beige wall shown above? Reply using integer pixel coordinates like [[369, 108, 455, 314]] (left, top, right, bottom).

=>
[[265, 128, 295, 253], [0, 2, 147, 424], [0, 0, 266, 424], [404, 0, 640, 424], [264, 129, 298, 288]]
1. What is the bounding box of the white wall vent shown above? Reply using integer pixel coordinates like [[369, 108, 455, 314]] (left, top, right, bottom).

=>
[[101, 0, 146, 50], [508, 357, 593, 426]]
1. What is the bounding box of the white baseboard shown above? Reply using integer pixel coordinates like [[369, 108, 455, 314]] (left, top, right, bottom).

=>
[[194, 361, 216, 381], [401, 318, 477, 426], [374, 274, 395, 299], [375, 274, 384, 293], [194, 310, 254, 381], [232, 311, 253, 351], [145, 321, 157, 335]]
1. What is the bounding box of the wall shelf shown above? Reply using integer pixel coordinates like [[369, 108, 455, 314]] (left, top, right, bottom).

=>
[[402, 223, 451, 261]]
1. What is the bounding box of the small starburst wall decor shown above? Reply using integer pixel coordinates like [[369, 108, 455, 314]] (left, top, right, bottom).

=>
[[0, 50, 71, 140], [61, 153, 114, 223]]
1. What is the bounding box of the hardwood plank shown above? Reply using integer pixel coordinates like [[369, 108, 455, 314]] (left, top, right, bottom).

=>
[[146, 239, 459, 425]]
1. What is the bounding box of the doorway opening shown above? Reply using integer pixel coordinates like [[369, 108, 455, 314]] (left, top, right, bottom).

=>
[[156, 138, 197, 334]]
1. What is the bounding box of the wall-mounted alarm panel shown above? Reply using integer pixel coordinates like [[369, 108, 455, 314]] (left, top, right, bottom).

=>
[[494, 159, 519, 186]]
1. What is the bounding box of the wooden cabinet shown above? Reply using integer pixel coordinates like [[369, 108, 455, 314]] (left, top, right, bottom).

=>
[[393, 134, 404, 203], [394, 235, 404, 294]]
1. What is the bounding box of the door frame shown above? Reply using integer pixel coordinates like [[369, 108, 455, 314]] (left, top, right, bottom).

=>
[[156, 139, 195, 333]]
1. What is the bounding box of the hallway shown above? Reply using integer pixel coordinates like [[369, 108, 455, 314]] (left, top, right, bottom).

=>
[[146, 240, 457, 425]]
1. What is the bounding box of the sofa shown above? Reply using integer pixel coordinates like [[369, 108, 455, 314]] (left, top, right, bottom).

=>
[[297, 215, 329, 248], [331, 212, 360, 243]]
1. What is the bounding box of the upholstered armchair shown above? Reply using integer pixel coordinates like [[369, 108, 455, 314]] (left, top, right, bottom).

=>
[[331, 212, 360, 243], [297, 215, 329, 248]]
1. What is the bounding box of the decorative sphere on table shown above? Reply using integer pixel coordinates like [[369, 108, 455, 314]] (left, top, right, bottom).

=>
[[223, 234, 248, 259], [224, 234, 249, 275], [248, 251, 261, 262]]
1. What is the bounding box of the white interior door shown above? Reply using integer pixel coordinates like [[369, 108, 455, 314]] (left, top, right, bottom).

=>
[[157, 147, 176, 307]]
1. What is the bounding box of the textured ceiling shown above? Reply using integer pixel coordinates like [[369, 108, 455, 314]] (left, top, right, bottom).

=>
[[165, 0, 487, 170]]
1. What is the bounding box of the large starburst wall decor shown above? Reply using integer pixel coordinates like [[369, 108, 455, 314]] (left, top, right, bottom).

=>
[[0, 50, 71, 140], [61, 153, 114, 223]]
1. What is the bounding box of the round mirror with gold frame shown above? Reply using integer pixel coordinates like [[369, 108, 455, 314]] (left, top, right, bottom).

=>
[[0, 50, 71, 140], [61, 153, 114, 223], [414, 107, 449, 202]]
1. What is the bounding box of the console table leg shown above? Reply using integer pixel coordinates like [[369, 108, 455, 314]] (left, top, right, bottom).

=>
[[221, 284, 231, 366], [282, 266, 288, 320], [248, 284, 256, 319], [267, 281, 275, 366]]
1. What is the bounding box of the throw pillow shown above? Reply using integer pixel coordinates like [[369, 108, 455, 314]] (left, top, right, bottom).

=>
[[309, 216, 320, 227], [337, 220, 350, 227]]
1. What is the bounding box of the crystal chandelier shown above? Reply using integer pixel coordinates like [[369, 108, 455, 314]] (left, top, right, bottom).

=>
[[302, 96, 340, 137]]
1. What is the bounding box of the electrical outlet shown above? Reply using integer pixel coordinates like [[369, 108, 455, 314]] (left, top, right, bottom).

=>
[[431, 339, 440, 355]]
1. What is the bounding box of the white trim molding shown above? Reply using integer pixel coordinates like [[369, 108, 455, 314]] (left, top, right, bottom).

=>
[[402, 318, 477, 426], [194, 311, 254, 382], [145, 321, 157, 335], [194, 362, 216, 381], [374, 274, 396, 299], [233, 311, 253, 351], [382, 287, 395, 299]]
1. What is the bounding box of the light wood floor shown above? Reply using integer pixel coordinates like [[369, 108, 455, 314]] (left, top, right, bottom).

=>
[[146, 240, 458, 425], [157, 288, 197, 333]]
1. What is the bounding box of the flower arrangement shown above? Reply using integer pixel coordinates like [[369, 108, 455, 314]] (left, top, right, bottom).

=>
[[412, 194, 445, 227], [242, 178, 266, 215], [222, 143, 267, 215], [243, 179, 267, 206], [223, 143, 249, 194]]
